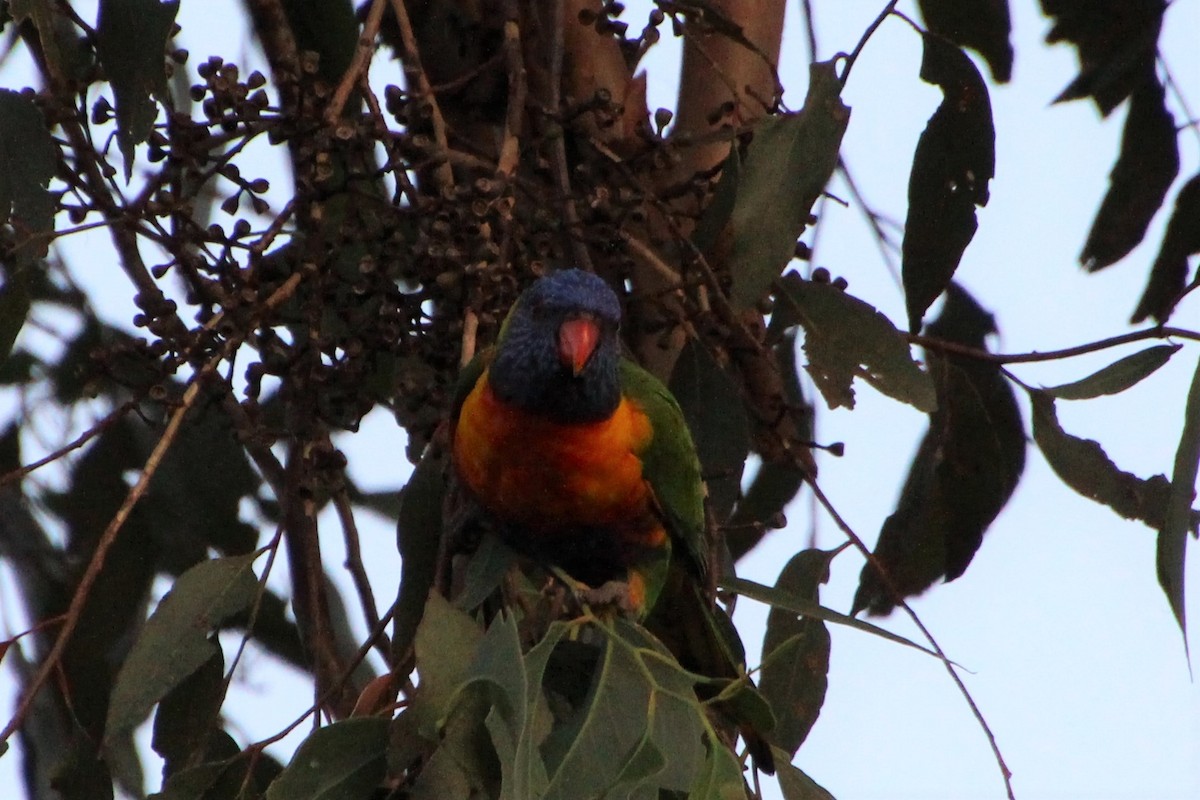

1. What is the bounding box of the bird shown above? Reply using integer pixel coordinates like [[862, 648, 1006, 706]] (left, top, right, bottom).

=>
[[447, 268, 775, 774]]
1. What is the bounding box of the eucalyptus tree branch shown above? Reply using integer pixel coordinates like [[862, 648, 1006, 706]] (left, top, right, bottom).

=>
[[911, 325, 1200, 365]]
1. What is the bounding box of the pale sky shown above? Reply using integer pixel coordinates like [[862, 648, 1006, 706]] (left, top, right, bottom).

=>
[[2, 2, 1199, 799]]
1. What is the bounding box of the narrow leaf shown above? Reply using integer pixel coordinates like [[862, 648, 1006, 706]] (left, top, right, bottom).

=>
[[0, 88, 56, 239], [10, 0, 90, 85], [1045, 344, 1180, 400], [1081, 70, 1179, 271], [775, 752, 836, 800], [106, 552, 260, 743], [902, 36, 995, 332], [725, 577, 946, 662], [412, 592, 484, 736], [1159, 357, 1200, 654], [95, 0, 180, 179], [729, 61, 849, 309], [1031, 391, 1178, 529], [393, 448, 445, 670], [1042, 0, 1164, 115], [777, 273, 936, 412], [917, 0, 1014, 82], [265, 718, 390, 800], [691, 143, 740, 256], [1133, 173, 1200, 323], [760, 549, 834, 757], [0, 267, 32, 369], [670, 338, 751, 522]]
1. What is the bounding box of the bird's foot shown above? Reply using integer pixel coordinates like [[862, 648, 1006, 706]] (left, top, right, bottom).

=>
[[579, 579, 640, 616], [547, 566, 645, 619]]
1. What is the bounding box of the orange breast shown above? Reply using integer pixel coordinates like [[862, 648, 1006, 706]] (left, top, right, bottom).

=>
[[452, 371, 658, 540]]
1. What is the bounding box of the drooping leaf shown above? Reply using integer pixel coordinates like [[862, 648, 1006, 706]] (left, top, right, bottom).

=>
[[917, 0, 1013, 82], [10, 0, 90, 85], [1159, 357, 1200, 654], [147, 760, 231, 800], [760, 549, 834, 758], [901, 36, 995, 333], [1041, 0, 1165, 116], [1031, 391, 1182, 530], [409, 688, 498, 800], [468, 617, 565, 800], [541, 620, 717, 800], [692, 142, 741, 257], [670, 338, 751, 522], [728, 578, 954, 668], [777, 273, 936, 413], [151, 648, 227, 778], [265, 718, 390, 800], [726, 328, 813, 561], [1045, 344, 1181, 400], [393, 448, 445, 669], [728, 61, 849, 309], [853, 285, 1025, 616], [775, 752, 836, 800], [411, 592, 484, 736], [0, 88, 57, 240], [1080, 69, 1178, 271], [455, 531, 517, 612], [95, 0, 180, 179], [105, 552, 261, 743], [1133, 174, 1200, 323], [0, 265, 33, 369]]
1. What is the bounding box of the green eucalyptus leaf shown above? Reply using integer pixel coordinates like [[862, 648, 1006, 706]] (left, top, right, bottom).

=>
[[729, 61, 849, 309], [106, 552, 261, 744], [777, 273, 936, 412], [1045, 344, 1180, 400]]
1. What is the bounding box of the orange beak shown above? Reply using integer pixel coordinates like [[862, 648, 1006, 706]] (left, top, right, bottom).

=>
[[558, 315, 601, 376]]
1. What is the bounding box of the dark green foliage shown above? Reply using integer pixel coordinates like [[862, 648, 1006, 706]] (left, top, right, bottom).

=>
[[670, 338, 751, 522], [1080, 70, 1179, 271], [95, 0, 179, 177], [760, 549, 834, 758], [1134, 174, 1200, 323], [726, 61, 850, 310], [901, 35, 995, 333], [1159, 358, 1200, 651], [1040, 0, 1165, 115], [853, 286, 1025, 616], [918, 0, 1013, 83]]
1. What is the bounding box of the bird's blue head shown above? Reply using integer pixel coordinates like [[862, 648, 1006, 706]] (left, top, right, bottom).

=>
[[489, 269, 623, 423]]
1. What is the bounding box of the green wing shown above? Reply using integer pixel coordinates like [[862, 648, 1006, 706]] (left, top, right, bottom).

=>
[[619, 359, 709, 577], [450, 347, 493, 420]]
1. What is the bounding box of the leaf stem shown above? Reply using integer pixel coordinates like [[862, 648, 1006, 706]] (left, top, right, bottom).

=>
[[911, 325, 1200, 364], [806, 479, 1016, 800]]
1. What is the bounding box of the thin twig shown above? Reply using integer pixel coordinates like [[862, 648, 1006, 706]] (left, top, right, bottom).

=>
[[912, 325, 1200, 365], [334, 490, 390, 659], [0, 269, 307, 748], [549, 0, 594, 272], [325, 0, 388, 124], [247, 598, 399, 750], [807, 479, 1016, 800], [0, 400, 139, 489], [839, 0, 901, 87], [460, 308, 479, 366], [385, 0, 454, 191], [836, 156, 901, 284], [0, 367, 208, 745], [495, 1, 525, 178]]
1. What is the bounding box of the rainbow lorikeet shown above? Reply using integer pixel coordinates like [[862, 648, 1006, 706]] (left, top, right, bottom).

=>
[[449, 269, 774, 773]]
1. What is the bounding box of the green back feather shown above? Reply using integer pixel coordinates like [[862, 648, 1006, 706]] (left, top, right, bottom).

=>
[[619, 359, 709, 579]]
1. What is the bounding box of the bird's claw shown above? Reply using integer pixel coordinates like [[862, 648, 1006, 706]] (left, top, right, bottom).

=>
[[579, 579, 639, 616]]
